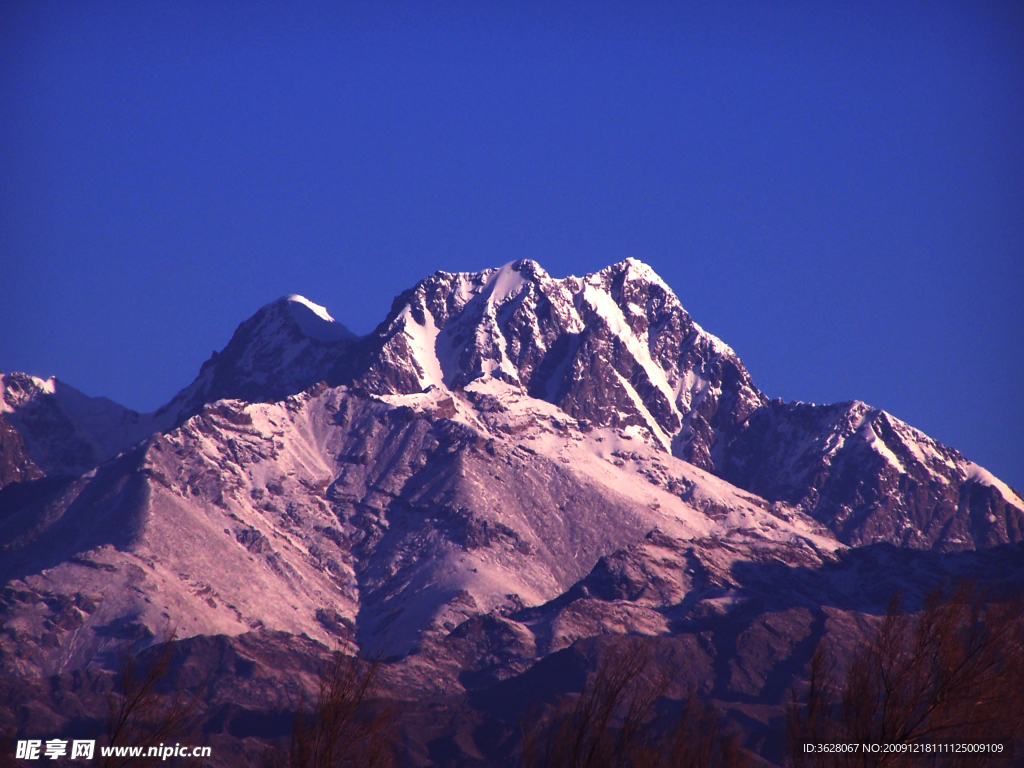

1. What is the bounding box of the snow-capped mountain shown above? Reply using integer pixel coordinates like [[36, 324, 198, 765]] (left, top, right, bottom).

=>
[[3, 260, 1020, 547], [720, 399, 1024, 550], [0, 372, 160, 481], [359, 259, 764, 473], [2, 259, 1021, 766], [154, 294, 357, 425], [351, 259, 1023, 551], [0, 296, 356, 491]]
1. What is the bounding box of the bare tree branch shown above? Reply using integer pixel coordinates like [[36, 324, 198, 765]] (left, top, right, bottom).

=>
[[99, 630, 204, 768], [788, 582, 1024, 768], [264, 652, 397, 768], [523, 641, 749, 768]]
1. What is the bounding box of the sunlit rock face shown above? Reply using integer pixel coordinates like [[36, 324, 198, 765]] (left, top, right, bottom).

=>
[[359, 259, 764, 474], [719, 399, 1024, 550]]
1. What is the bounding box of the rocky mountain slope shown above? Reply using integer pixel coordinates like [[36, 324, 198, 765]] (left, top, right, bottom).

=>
[[0, 379, 837, 677], [720, 399, 1024, 550], [1, 259, 1022, 765]]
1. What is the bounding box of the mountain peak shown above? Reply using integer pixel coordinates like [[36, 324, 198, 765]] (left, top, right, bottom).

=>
[[0, 372, 57, 412], [604, 256, 665, 283], [270, 294, 355, 343], [155, 293, 357, 424], [359, 259, 764, 468], [1, 371, 151, 480], [278, 293, 334, 321]]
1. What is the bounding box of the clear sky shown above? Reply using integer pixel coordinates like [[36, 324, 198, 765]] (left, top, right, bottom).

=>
[[1, 1, 1021, 489]]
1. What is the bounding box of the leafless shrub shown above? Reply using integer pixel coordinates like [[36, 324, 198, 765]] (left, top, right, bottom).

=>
[[788, 582, 1024, 768], [264, 652, 397, 768], [643, 691, 751, 768], [786, 642, 836, 768], [522, 642, 749, 768], [100, 631, 204, 768]]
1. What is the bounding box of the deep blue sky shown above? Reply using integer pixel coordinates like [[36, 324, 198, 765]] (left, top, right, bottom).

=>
[[2, 1, 1021, 488]]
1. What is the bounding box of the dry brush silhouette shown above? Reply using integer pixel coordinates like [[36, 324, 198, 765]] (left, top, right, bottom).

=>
[[522, 641, 750, 768], [787, 582, 1024, 768], [263, 652, 397, 768], [99, 630, 205, 768]]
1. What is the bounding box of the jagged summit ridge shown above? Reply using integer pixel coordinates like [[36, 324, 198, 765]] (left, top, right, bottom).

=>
[[2, 258, 1021, 552], [361, 258, 764, 470], [143, 258, 763, 470]]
